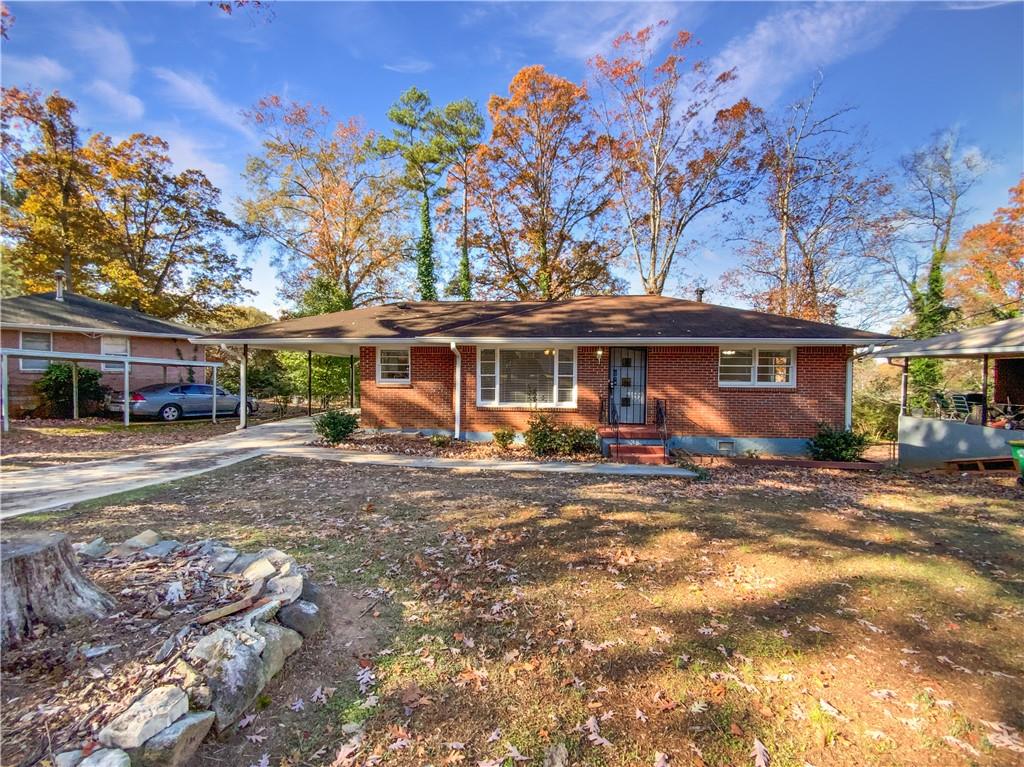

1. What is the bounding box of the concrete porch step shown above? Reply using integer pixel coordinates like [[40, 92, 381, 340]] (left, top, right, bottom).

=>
[[609, 444, 670, 465], [597, 425, 662, 440]]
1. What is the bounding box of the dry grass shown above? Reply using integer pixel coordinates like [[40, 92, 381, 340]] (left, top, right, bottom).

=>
[[5, 458, 1022, 767]]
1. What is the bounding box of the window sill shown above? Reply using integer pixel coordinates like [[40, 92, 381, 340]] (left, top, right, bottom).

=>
[[718, 383, 797, 390], [476, 402, 578, 410], [376, 381, 412, 388]]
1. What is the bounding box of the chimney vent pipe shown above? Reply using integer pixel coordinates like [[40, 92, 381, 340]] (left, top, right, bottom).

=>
[[54, 269, 67, 302], [695, 287, 706, 303]]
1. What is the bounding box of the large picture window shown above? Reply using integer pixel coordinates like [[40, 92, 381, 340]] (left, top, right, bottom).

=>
[[376, 347, 411, 384], [19, 331, 52, 371], [477, 348, 575, 407], [718, 347, 795, 387]]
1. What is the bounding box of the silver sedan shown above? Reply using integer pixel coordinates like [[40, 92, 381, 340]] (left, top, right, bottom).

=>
[[109, 383, 258, 422]]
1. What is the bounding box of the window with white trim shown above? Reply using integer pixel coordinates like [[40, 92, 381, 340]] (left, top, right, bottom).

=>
[[101, 335, 129, 371], [718, 347, 795, 387], [20, 331, 52, 371], [477, 347, 576, 406], [376, 348, 410, 384]]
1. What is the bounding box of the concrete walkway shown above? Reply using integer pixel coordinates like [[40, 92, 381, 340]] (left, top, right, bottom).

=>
[[0, 417, 315, 519], [1, 420, 695, 519]]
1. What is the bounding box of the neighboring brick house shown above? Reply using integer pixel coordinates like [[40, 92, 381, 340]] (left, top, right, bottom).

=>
[[198, 295, 892, 460], [1, 291, 206, 416]]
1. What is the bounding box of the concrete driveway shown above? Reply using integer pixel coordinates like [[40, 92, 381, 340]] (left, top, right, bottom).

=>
[[0, 417, 315, 518]]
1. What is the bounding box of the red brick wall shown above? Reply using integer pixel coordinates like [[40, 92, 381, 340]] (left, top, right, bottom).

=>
[[359, 345, 455, 430], [358, 343, 851, 438], [2, 329, 207, 416]]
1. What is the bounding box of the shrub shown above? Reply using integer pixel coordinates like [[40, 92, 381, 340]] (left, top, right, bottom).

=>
[[429, 433, 452, 448], [34, 364, 109, 418], [556, 425, 599, 455], [524, 414, 598, 456], [492, 427, 516, 449], [313, 410, 358, 443], [806, 422, 870, 462]]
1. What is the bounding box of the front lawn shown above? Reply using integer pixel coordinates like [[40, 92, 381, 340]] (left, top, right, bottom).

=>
[[4, 459, 1022, 766]]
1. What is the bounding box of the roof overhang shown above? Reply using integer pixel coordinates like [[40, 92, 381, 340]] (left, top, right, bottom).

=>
[[4, 322, 199, 339]]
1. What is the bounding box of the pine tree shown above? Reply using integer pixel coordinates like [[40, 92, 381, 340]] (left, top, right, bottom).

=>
[[416, 198, 437, 301]]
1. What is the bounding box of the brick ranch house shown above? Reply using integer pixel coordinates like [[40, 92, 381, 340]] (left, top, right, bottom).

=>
[[197, 295, 891, 458], [1, 291, 206, 416]]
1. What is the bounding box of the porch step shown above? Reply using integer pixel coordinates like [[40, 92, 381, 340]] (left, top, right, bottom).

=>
[[609, 444, 670, 465], [597, 425, 662, 440]]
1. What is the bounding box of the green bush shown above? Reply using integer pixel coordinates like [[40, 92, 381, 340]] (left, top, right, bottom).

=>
[[429, 433, 452, 448], [806, 422, 870, 462], [557, 425, 599, 454], [524, 414, 599, 456], [34, 364, 109, 418], [313, 410, 359, 444], [492, 427, 516, 449]]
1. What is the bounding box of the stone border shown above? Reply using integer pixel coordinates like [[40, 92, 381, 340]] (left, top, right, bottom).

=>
[[58, 533, 325, 767]]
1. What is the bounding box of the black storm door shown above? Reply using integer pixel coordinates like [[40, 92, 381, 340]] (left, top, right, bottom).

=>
[[609, 347, 647, 425]]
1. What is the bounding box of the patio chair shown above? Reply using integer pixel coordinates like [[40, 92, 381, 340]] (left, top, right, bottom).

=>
[[948, 393, 973, 422], [931, 392, 956, 419]]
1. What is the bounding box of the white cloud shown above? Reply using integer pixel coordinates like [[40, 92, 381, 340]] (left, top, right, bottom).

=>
[[68, 24, 135, 86], [524, 2, 691, 61], [2, 55, 72, 88], [157, 127, 235, 196], [382, 58, 435, 74], [87, 79, 145, 120], [152, 67, 255, 142], [711, 3, 906, 107]]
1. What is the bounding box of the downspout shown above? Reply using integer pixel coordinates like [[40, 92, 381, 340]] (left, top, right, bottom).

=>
[[450, 342, 461, 440], [844, 354, 853, 430]]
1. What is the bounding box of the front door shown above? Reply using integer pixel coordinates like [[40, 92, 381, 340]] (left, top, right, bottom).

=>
[[609, 347, 647, 425]]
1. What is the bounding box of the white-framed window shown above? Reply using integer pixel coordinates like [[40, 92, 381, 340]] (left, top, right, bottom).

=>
[[376, 347, 411, 384], [477, 347, 576, 407], [19, 331, 52, 372], [718, 347, 795, 387], [101, 335, 130, 371]]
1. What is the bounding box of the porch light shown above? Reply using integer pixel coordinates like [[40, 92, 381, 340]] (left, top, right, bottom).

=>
[[595, 348, 604, 361], [721, 349, 736, 356]]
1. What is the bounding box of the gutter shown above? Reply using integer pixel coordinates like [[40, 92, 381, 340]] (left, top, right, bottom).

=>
[[450, 342, 461, 440]]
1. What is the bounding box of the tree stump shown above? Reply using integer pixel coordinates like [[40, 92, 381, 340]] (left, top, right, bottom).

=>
[[1, 532, 115, 648]]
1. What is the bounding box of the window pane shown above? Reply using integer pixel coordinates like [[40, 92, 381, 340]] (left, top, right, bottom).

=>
[[21, 332, 51, 370], [379, 349, 410, 381], [756, 350, 792, 383], [102, 335, 129, 371], [556, 348, 574, 403], [719, 349, 753, 383], [499, 350, 554, 403]]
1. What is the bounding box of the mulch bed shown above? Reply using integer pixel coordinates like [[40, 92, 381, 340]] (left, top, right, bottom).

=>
[[316, 431, 606, 463]]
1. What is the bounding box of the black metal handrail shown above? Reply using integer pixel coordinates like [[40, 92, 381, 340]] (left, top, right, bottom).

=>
[[655, 398, 668, 458]]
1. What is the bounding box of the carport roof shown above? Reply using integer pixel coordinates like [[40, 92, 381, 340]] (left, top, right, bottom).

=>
[[863, 316, 1024, 359], [194, 295, 892, 347]]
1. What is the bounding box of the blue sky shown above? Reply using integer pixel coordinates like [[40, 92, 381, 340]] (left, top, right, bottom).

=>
[[3, 1, 1022, 319]]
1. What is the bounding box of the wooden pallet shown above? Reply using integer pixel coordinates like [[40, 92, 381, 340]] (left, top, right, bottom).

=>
[[944, 455, 1016, 473]]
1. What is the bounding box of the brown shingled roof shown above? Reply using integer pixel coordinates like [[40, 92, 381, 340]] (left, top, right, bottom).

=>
[[196, 295, 891, 344]]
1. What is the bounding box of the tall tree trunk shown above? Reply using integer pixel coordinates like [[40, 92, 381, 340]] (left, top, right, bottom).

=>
[[416, 194, 437, 301], [458, 185, 472, 301]]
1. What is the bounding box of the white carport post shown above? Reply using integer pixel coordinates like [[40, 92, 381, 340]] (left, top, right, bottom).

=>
[[211, 365, 218, 424], [72, 362, 79, 421], [1, 353, 9, 433], [122, 362, 130, 427], [237, 344, 248, 430]]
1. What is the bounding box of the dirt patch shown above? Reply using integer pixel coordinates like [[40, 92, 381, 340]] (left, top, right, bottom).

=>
[[5, 457, 1022, 767]]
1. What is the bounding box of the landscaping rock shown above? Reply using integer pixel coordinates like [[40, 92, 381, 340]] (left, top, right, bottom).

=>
[[188, 629, 266, 731], [543, 743, 569, 767], [207, 546, 238, 573], [258, 548, 298, 574], [254, 621, 302, 679], [277, 599, 323, 638], [135, 710, 215, 767], [98, 686, 188, 749], [226, 552, 260, 575], [55, 750, 84, 767], [241, 557, 276, 582], [79, 749, 131, 767], [143, 541, 181, 559], [74, 538, 111, 559], [300, 578, 323, 607], [264, 573, 303, 605], [122, 530, 161, 550]]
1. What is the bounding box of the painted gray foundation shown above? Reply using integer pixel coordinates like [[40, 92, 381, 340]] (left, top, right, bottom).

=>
[[898, 415, 1015, 469], [666, 435, 809, 457]]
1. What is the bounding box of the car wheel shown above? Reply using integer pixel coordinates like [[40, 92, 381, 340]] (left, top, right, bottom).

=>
[[234, 403, 254, 417], [160, 404, 182, 422]]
